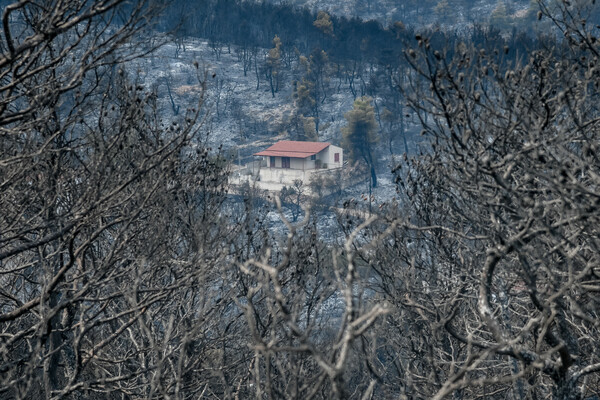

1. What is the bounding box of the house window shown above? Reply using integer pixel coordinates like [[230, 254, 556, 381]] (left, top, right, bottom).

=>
[[282, 157, 290, 168], [334, 153, 340, 162], [310, 154, 316, 161], [270, 156, 275, 167]]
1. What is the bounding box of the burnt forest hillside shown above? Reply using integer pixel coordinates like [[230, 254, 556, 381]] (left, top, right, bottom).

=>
[[145, 0, 557, 201], [1, 0, 600, 399]]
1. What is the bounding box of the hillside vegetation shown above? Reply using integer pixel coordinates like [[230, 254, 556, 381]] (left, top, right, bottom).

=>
[[0, 0, 599, 399]]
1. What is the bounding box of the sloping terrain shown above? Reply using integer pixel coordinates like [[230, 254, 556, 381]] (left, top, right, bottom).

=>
[[134, 37, 423, 203]]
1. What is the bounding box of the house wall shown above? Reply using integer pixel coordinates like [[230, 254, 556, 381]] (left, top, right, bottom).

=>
[[259, 167, 309, 184], [232, 165, 344, 195], [263, 156, 311, 170], [290, 157, 305, 170], [316, 145, 343, 169]]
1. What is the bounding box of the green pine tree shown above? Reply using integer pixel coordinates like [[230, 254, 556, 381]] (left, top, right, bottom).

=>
[[342, 96, 379, 188]]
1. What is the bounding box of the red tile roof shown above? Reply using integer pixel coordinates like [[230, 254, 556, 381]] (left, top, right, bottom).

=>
[[254, 140, 330, 158]]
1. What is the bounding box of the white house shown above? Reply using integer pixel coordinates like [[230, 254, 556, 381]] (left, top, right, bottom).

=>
[[242, 140, 343, 192], [254, 140, 343, 171]]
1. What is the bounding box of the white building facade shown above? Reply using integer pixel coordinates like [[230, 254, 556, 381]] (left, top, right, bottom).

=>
[[249, 140, 343, 192]]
